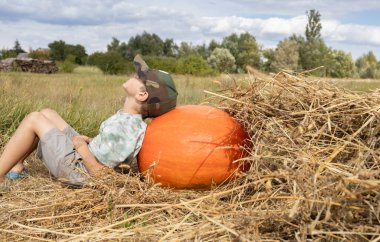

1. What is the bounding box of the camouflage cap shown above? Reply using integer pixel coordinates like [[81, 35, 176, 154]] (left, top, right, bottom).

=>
[[133, 55, 178, 118]]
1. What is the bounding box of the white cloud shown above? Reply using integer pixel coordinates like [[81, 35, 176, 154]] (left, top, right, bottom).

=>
[[197, 15, 305, 39], [0, 0, 379, 59], [323, 20, 380, 46]]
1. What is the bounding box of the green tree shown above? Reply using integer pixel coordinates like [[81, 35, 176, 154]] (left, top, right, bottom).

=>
[[65, 44, 87, 64], [48, 40, 87, 64], [300, 39, 330, 75], [305, 9, 322, 42], [299, 10, 331, 76], [356, 51, 378, 78], [261, 48, 275, 72], [289, 34, 306, 46], [107, 37, 121, 52], [126, 35, 141, 59], [222, 32, 261, 72], [48, 40, 66, 61], [87, 52, 102, 66], [237, 32, 261, 71], [141, 32, 164, 56], [178, 42, 196, 57], [271, 38, 300, 72], [194, 43, 208, 59], [13, 40, 26, 55], [207, 47, 236, 73], [107, 37, 128, 59], [222, 33, 239, 58], [208, 39, 220, 53], [288, 34, 306, 69], [127, 32, 164, 59], [163, 38, 178, 57], [326, 50, 355, 78]]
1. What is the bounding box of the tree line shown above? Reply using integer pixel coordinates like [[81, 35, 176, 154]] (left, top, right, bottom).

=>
[[1, 9, 379, 78]]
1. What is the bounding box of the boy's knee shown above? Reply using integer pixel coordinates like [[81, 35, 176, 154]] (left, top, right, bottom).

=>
[[40, 108, 57, 117], [25, 112, 45, 125]]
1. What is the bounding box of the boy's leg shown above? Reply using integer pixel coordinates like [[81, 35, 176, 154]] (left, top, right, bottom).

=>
[[7, 109, 75, 175], [9, 109, 72, 173], [9, 137, 39, 173], [0, 112, 56, 181], [40, 108, 70, 131]]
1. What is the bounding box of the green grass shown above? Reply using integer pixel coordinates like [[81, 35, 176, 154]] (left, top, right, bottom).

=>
[[333, 78, 380, 92]]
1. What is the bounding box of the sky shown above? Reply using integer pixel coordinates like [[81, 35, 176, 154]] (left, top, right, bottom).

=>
[[0, 0, 380, 60]]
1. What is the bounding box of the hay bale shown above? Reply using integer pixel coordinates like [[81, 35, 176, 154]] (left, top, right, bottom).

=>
[[217, 68, 380, 240]]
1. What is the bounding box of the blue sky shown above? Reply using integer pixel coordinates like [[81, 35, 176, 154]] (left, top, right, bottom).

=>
[[0, 0, 379, 60]]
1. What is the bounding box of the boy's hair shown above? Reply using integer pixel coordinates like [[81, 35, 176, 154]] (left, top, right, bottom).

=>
[[133, 55, 178, 118]]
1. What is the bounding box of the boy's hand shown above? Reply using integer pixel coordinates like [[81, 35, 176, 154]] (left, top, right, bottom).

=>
[[76, 135, 93, 143], [72, 137, 104, 177], [72, 136, 92, 149]]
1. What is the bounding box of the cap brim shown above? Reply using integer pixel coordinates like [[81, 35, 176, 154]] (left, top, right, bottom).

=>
[[133, 55, 149, 80]]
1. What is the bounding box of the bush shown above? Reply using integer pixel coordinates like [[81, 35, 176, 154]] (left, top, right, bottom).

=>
[[59, 60, 76, 73], [59, 54, 76, 73], [142, 56, 177, 73], [0, 49, 17, 60], [87, 51, 130, 75], [29, 49, 51, 60], [326, 50, 355, 78], [175, 54, 215, 76], [356, 51, 378, 79], [207, 47, 236, 73]]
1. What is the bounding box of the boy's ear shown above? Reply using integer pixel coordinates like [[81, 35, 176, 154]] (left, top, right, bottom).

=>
[[136, 91, 149, 102]]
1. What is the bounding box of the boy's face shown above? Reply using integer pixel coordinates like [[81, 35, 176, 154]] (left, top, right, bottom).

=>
[[123, 75, 147, 100]]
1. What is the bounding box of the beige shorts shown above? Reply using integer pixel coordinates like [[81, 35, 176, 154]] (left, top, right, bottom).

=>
[[36, 126, 88, 186]]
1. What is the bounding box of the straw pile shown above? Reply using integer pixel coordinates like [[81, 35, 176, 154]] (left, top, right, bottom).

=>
[[1, 69, 379, 241]]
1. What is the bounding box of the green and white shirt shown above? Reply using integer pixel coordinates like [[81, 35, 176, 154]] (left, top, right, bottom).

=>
[[88, 111, 146, 168]]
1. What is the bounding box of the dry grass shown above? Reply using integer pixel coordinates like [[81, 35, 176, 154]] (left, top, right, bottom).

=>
[[1, 68, 380, 241]]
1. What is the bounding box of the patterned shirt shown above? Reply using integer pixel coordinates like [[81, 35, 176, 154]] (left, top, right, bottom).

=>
[[88, 111, 146, 168]]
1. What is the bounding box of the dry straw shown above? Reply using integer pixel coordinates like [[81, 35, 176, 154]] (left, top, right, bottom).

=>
[[1, 67, 379, 241]]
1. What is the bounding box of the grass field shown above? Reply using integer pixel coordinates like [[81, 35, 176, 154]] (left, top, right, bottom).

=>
[[324, 77, 380, 92], [0, 66, 226, 139]]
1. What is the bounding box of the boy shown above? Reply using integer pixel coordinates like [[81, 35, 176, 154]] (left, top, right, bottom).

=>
[[0, 55, 178, 190]]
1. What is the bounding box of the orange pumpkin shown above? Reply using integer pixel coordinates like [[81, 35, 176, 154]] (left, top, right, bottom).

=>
[[137, 105, 250, 189]]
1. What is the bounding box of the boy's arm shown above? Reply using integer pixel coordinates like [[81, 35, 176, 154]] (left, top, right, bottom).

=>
[[75, 135, 93, 143], [72, 136, 104, 177]]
